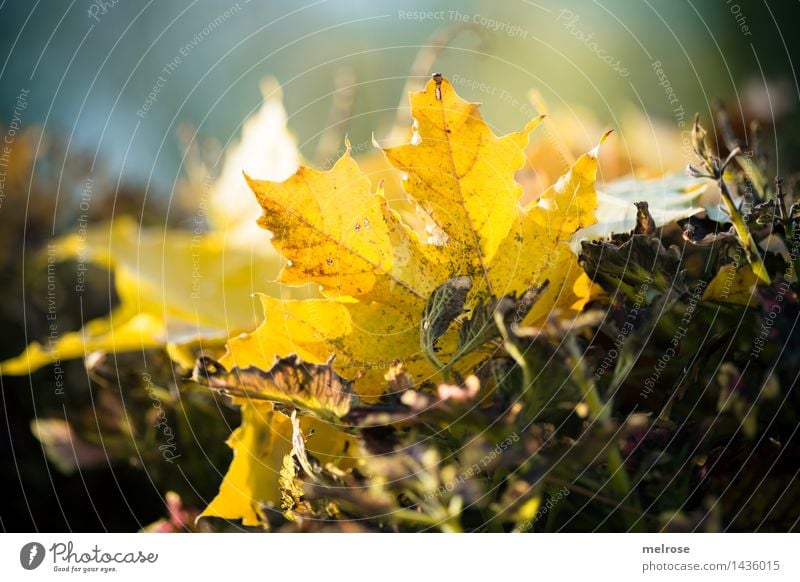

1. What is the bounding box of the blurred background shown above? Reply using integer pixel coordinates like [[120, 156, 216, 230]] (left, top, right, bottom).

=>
[[1, 0, 799, 531]]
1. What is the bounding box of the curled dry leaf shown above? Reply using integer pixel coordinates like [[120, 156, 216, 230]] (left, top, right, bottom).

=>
[[193, 355, 358, 421]]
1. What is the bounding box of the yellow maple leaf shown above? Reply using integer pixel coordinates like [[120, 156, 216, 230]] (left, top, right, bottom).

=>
[[206, 76, 607, 525], [246, 151, 438, 307], [225, 76, 605, 391], [382, 79, 541, 287]]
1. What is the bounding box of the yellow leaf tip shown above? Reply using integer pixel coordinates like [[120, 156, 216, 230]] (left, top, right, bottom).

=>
[[589, 130, 614, 157], [527, 114, 546, 131], [242, 171, 257, 187]]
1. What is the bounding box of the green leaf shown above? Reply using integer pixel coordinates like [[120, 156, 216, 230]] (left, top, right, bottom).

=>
[[420, 275, 472, 368]]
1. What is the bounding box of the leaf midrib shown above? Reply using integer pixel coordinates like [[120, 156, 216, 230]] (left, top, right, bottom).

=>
[[435, 102, 494, 296], [265, 173, 427, 301]]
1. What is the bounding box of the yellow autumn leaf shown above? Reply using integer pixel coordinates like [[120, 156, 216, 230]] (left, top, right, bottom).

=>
[[246, 151, 438, 307], [702, 264, 761, 307], [382, 79, 542, 292], [222, 294, 426, 398], [0, 217, 289, 375], [1, 85, 304, 376], [209, 78, 300, 244], [204, 76, 608, 525], [199, 403, 354, 527], [356, 148, 434, 238], [224, 76, 605, 391]]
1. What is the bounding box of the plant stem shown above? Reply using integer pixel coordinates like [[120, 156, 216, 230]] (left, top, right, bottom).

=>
[[718, 178, 771, 284], [572, 349, 645, 532], [397, 507, 463, 532], [734, 153, 767, 201]]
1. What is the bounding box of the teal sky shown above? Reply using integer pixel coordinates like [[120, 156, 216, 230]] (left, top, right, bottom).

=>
[[1, 0, 797, 195]]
